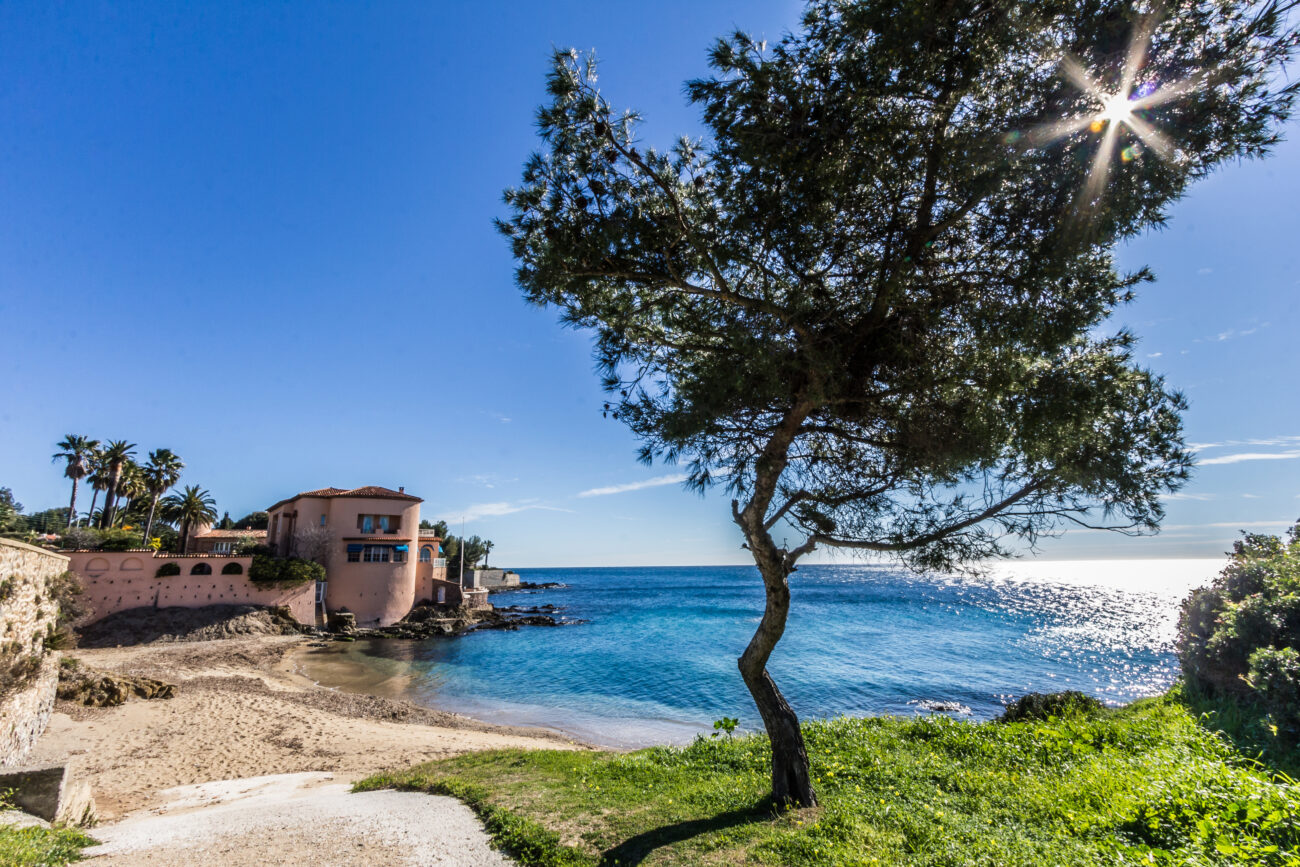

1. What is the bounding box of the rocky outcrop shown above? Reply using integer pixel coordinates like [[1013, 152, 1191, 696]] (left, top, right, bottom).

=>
[[56, 660, 175, 707], [77, 604, 305, 648], [314, 602, 584, 642], [327, 611, 357, 635]]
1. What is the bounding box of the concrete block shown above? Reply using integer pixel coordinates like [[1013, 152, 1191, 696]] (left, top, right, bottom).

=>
[[0, 763, 97, 826]]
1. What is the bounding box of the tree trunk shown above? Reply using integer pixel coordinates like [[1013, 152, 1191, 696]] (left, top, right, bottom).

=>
[[738, 563, 817, 808], [100, 482, 116, 529], [87, 489, 99, 528], [143, 496, 158, 544], [180, 518, 190, 554], [67, 478, 79, 528]]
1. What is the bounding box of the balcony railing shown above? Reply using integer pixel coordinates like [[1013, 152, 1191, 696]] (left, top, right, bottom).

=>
[[431, 558, 447, 567]]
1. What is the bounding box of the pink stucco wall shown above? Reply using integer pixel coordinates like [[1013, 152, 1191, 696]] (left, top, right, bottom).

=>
[[66, 550, 317, 625]]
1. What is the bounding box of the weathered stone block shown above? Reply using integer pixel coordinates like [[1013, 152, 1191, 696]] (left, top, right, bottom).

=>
[[0, 763, 97, 826]]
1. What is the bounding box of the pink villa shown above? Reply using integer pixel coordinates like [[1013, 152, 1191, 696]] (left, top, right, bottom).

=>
[[65, 485, 482, 628]]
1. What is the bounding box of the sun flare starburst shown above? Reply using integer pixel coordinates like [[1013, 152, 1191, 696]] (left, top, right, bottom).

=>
[[1016, 12, 1199, 212]]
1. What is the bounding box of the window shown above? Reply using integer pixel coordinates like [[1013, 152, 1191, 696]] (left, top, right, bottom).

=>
[[191, 562, 212, 575], [419, 546, 433, 563], [362, 545, 390, 563], [393, 548, 407, 563], [221, 562, 243, 575], [357, 514, 401, 534], [347, 550, 360, 562], [319, 514, 327, 527], [213, 542, 232, 554]]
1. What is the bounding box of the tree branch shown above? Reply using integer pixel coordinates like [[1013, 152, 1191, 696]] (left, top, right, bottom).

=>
[[813, 480, 1044, 551]]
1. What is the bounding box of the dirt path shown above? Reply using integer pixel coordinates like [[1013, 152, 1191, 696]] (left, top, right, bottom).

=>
[[85, 772, 513, 866]]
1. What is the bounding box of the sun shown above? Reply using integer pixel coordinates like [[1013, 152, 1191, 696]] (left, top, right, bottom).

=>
[[1099, 93, 1134, 125], [1018, 11, 1198, 210]]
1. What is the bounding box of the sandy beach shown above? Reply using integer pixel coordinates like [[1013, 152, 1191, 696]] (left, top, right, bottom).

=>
[[28, 635, 582, 823]]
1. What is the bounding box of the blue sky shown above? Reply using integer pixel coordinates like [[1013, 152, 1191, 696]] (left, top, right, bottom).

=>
[[1, 1, 1296, 567]]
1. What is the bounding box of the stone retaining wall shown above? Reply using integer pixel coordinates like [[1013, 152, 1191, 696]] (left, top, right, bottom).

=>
[[0, 539, 69, 767]]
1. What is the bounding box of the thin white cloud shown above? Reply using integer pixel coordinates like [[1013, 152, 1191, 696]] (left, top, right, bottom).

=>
[[1164, 492, 1214, 501], [1190, 436, 1300, 451], [1199, 450, 1300, 466], [1197, 267, 1213, 275], [1161, 521, 1294, 531], [1242, 494, 1261, 499], [577, 473, 690, 498], [456, 500, 574, 521], [1146, 352, 1163, 358]]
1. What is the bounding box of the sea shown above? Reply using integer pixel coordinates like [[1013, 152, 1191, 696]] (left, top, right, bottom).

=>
[[295, 559, 1223, 748]]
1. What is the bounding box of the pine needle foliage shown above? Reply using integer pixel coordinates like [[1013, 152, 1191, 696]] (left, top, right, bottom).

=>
[[500, 0, 1298, 806]]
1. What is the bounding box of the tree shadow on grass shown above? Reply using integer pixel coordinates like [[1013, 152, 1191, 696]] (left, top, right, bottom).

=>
[[597, 802, 776, 866]]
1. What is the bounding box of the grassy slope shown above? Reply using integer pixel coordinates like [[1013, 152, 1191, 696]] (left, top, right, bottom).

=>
[[0, 823, 94, 865], [358, 691, 1300, 866]]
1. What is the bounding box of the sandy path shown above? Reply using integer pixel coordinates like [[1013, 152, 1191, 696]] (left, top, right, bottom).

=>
[[85, 773, 512, 866], [31, 635, 578, 820]]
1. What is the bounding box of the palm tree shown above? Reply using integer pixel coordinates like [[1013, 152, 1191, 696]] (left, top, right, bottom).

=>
[[97, 440, 137, 529], [483, 540, 494, 568], [161, 485, 217, 554], [141, 449, 184, 542], [85, 448, 108, 528], [114, 460, 147, 527], [51, 435, 100, 528]]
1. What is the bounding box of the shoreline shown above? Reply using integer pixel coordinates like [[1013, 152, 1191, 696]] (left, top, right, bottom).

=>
[[28, 634, 585, 822]]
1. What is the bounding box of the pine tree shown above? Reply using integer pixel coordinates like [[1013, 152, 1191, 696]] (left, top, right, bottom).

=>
[[501, 0, 1298, 806]]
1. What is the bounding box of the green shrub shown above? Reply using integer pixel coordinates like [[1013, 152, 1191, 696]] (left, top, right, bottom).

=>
[[997, 691, 1105, 723], [1179, 522, 1300, 739], [154, 563, 181, 578], [96, 528, 144, 551], [248, 554, 323, 587]]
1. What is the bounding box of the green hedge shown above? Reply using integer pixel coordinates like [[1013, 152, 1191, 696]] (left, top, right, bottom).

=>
[[248, 554, 323, 587], [154, 562, 181, 578]]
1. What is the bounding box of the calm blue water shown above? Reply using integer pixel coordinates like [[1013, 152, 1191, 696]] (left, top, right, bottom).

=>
[[304, 563, 1210, 747]]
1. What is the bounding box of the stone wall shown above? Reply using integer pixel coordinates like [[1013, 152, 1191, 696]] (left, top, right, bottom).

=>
[[466, 568, 520, 589], [65, 550, 318, 625], [0, 539, 69, 767]]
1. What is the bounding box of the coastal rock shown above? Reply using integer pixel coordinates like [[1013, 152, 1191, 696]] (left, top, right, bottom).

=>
[[57, 662, 175, 708], [77, 604, 305, 648], [909, 699, 973, 715], [488, 581, 565, 593], [327, 612, 356, 635]]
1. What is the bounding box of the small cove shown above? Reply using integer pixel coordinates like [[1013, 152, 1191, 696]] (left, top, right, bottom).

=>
[[295, 560, 1221, 748]]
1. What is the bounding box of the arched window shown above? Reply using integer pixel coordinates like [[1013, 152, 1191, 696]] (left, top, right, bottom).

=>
[[121, 557, 143, 572], [221, 562, 244, 575], [86, 557, 110, 573], [191, 562, 213, 575], [419, 546, 433, 563]]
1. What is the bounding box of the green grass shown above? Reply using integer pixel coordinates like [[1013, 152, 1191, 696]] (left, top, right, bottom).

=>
[[0, 823, 95, 865], [357, 690, 1300, 866]]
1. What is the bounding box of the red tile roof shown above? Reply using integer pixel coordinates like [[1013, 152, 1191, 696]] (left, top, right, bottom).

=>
[[195, 529, 268, 538], [267, 486, 423, 512]]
